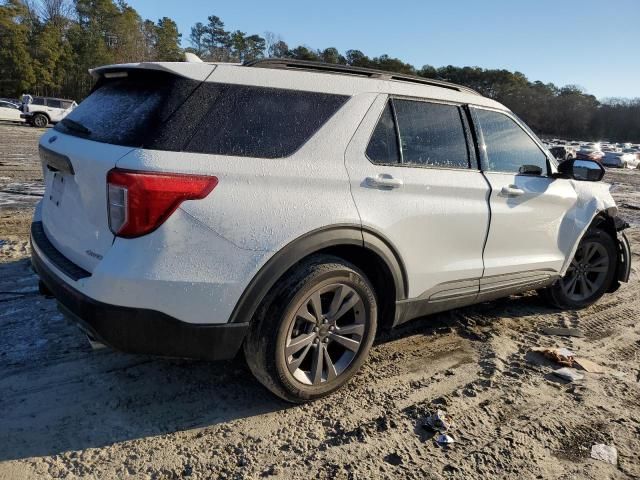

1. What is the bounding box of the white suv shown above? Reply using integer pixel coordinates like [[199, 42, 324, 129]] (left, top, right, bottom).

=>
[[31, 60, 631, 402], [21, 95, 77, 127]]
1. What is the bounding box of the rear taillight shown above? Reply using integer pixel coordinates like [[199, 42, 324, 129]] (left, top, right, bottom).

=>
[[106, 169, 218, 238]]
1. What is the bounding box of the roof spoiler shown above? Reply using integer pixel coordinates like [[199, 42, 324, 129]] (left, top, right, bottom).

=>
[[184, 52, 203, 63], [88, 62, 216, 82]]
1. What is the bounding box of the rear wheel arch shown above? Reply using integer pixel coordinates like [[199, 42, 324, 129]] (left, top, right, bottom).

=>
[[228, 225, 407, 330]]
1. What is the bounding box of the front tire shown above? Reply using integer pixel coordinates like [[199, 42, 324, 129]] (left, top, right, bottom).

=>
[[32, 113, 48, 128], [244, 255, 378, 403], [544, 228, 617, 309]]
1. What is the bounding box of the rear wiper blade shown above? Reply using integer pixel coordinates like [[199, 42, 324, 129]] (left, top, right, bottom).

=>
[[61, 118, 91, 135]]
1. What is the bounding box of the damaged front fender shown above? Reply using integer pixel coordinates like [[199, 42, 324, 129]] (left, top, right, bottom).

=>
[[559, 180, 631, 290]]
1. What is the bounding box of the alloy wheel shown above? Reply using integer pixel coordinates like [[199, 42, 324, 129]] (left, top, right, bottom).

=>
[[284, 283, 367, 386], [561, 240, 610, 301]]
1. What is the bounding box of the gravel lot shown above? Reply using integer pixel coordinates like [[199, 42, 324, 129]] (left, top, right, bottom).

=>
[[1, 122, 639, 479]]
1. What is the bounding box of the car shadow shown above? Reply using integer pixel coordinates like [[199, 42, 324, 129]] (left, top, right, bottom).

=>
[[0, 259, 287, 461]]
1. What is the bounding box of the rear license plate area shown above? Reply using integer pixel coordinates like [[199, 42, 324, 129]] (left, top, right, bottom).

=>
[[49, 172, 65, 207]]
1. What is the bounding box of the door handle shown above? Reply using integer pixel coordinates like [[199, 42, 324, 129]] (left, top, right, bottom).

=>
[[500, 185, 525, 197], [365, 174, 403, 189]]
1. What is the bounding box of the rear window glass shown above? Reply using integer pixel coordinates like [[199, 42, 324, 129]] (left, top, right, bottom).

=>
[[55, 72, 348, 158], [185, 85, 348, 158], [54, 71, 200, 147]]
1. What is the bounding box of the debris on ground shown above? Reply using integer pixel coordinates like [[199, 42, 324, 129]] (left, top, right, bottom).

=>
[[590, 444, 618, 464], [435, 434, 455, 446], [531, 347, 575, 367], [424, 410, 455, 432], [540, 326, 583, 337], [574, 357, 605, 374], [553, 367, 584, 382]]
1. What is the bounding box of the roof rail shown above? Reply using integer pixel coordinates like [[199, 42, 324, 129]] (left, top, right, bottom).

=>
[[244, 58, 480, 95]]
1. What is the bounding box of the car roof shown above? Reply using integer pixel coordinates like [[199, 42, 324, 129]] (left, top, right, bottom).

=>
[[91, 60, 507, 111]]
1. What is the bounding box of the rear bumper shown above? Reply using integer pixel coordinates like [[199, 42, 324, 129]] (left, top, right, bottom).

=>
[[30, 221, 248, 361]]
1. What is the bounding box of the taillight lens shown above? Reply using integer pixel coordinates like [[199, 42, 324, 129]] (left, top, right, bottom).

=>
[[106, 169, 218, 238]]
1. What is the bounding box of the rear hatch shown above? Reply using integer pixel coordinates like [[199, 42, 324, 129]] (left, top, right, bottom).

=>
[[39, 63, 216, 273], [40, 138, 133, 272]]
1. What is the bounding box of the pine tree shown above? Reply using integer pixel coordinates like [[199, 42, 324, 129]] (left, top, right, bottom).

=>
[[0, 0, 36, 97], [155, 17, 182, 61]]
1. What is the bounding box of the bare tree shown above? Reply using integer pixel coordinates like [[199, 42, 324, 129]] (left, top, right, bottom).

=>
[[41, 0, 72, 23], [23, 0, 72, 24], [264, 30, 284, 58]]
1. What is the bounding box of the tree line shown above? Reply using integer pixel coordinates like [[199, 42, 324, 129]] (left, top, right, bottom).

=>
[[1, 0, 638, 142]]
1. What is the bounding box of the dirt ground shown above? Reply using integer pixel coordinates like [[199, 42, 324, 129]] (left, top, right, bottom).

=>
[[0, 122, 639, 479]]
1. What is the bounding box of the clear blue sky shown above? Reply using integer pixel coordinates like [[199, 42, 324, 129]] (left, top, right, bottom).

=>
[[130, 0, 639, 99]]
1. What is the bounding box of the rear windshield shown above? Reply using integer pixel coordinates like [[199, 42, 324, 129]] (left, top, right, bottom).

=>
[[55, 71, 349, 158], [55, 71, 199, 148]]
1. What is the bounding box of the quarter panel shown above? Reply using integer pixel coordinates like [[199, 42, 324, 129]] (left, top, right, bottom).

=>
[[115, 93, 376, 253]]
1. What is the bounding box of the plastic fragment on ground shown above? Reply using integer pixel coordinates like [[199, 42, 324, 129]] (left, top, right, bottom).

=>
[[591, 444, 617, 464], [553, 367, 584, 382]]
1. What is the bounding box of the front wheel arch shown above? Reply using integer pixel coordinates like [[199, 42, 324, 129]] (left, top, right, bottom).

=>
[[565, 213, 627, 294]]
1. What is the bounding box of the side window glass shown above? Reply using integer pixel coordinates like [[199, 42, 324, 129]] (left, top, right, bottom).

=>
[[186, 85, 348, 158], [475, 109, 547, 174], [366, 102, 400, 164], [394, 99, 470, 169], [32, 98, 45, 106], [47, 99, 62, 108]]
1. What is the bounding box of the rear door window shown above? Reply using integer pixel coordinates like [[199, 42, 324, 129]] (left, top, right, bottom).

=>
[[474, 109, 548, 174], [366, 102, 400, 164], [393, 99, 471, 169], [32, 98, 45, 106], [47, 99, 62, 108]]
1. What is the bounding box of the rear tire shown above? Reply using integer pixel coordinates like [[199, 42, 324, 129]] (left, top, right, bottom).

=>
[[32, 113, 48, 128], [244, 255, 378, 403], [544, 228, 617, 309]]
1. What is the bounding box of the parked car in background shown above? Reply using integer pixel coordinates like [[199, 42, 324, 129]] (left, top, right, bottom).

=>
[[20, 95, 77, 128], [0, 100, 24, 122], [549, 145, 576, 161], [576, 147, 604, 163], [621, 149, 640, 168]]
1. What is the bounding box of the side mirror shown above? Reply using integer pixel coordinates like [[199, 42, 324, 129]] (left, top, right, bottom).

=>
[[557, 159, 604, 182]]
